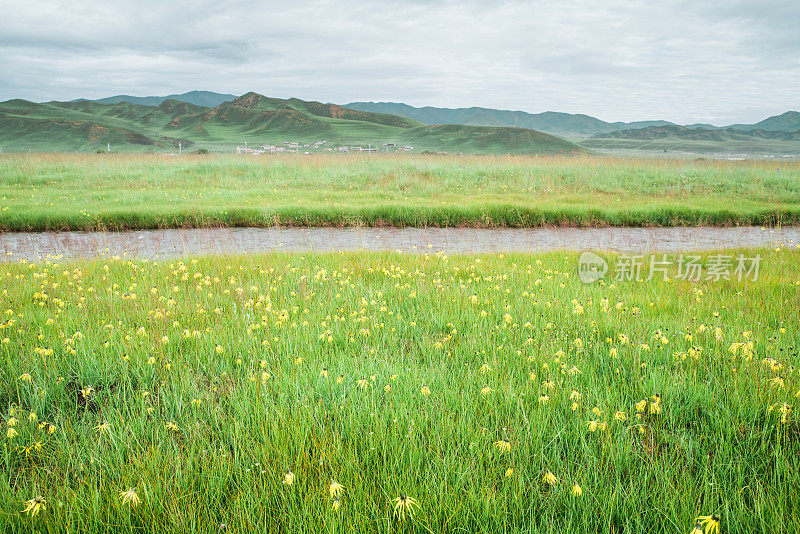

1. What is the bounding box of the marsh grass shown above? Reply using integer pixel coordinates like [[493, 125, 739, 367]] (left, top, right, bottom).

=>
[[1, 248, 799, 532], [1, 153, 799, 231]]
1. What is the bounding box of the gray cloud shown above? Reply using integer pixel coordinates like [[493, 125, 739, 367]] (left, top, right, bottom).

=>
[[0, 0, 797, 124]]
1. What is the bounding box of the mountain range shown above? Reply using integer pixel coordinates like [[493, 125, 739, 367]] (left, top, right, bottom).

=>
[[72, 90, 238, 108], [0, 92, 581, 154], [345, 102, 800, 140], [2, 90, 799, 154], [580, 122, 800, 155], [345, 102, 673, 138]]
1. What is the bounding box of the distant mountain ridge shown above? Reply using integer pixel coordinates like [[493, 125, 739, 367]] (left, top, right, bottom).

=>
[[581, 122, 800, 155], [344, 101, 673, 137], [63, 92, 800, 141], [727, 111, 800, 132], [344, 101, 800, 139], [0, 92, 582, 154], [591, 123, 800, 142], [72, 90, 237, 108]]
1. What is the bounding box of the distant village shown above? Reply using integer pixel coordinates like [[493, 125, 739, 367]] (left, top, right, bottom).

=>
[[235, 140, 416, 155]]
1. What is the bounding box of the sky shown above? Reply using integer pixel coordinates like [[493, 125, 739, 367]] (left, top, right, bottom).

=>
[[1, 0, 798, 125]]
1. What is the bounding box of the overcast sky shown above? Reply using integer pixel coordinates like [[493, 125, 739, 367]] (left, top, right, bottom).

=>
[[1, 0, 798, 124]]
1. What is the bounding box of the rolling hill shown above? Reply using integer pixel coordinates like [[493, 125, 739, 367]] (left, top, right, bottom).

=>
[[72, 90, 237, 108], [726, 111, 800, 133], [344, 102, 800, 147], [0, 93, 582, 154], [582, 123, 800, 154], [344, 101, 674, 138]]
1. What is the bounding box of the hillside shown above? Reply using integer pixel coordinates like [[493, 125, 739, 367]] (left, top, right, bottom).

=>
[[583, 123, 800, 155], [345, 101, 673, 138], [345, 102, 800, 145], [0, 93, 583, 155], [727, 111, 800, 132], [401, 124, 579, 154], [73, 90, 237, 108]]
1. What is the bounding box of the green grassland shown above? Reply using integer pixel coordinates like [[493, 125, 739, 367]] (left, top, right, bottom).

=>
[[1, 248, 799, 532], [0, 94, 581, 155], [1, 154, 799, 231]]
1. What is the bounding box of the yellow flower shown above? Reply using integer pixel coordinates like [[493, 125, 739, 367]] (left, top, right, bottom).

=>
[[538, 394, 550, 404], [21, 496, 46, 516], [614, 411, 627, 421], [336, 375, 344, 384], [505, 468, 514, 478], [329, 479, 345, 498], [494, 439, 512, 453], [690, 523, 704, 534], [7, 427, 18, 439], [119, 487, 140, 507], [586, 420, 599, 432], [481, 385, 493, 396], [571, 484, 583, 497], [392, 494, 419, 521], [695, 514, 721, 534], [542, 470, 557, 485], [421, 385, 431, 396], [96, 422, 110, 434], [770, 377, 786, 390], [282, 471, 295, 485], [332, 497, 341, 511], [635, 399, 647, 412], [779, 402, 792, 423], [18, 373, 32, 383], [320, 367, 328, 378], [165, 421, 179, 431]]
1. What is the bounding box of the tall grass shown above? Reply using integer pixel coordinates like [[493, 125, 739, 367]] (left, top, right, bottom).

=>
[[0, 153, 798, 230], [1, 248, 799, 532]]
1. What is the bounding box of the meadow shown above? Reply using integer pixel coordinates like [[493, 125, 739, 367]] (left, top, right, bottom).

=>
[[2, 248, 799, 532], [1, 153, 800, 231]]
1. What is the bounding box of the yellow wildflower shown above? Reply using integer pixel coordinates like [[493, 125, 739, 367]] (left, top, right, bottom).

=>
[[119, 487, 140, 507], [22, 496, 46, 516], [392, 494, 419, 521]]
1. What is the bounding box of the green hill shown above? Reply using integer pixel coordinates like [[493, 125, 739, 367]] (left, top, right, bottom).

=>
[[0, 93, 583, 155], [728, 111, 800, 132], [344, 101, 673, 138], [345, 102, 800, 146], [73, 90, 237, 108], [402, 124, 580, 154], [583, 124, 800, 155]]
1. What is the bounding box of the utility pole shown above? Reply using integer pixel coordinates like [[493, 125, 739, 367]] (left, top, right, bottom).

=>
[[107, 142, 111, 153], [179, 141, 182, 155]]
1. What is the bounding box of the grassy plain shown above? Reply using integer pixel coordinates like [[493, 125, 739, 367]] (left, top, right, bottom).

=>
[[2, 248, 799, 532], [1, 154, 799, 231]]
